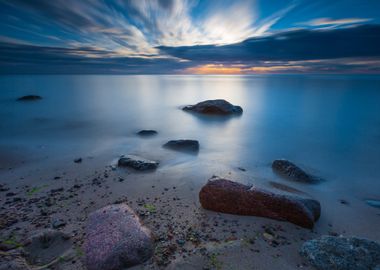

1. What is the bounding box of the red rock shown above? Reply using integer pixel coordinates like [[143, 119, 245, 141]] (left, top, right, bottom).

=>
[[199, 177, 320, 229]]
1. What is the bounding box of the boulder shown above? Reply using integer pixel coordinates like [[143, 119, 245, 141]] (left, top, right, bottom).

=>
[[199, 177, 320, 228], [300, 235, 380, 270], [137, 130, 158, 136], [183, 99, 243, 115], [272, 159, 319, 183], [23, 229, 71, 266], [16, 95, 42, 101], [84, 204, 154, 270], [118, 155, 158, 171], [163, 140, 199, 152]]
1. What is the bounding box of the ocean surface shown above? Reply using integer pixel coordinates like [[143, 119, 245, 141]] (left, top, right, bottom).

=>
[[1, 74, 380, 208]]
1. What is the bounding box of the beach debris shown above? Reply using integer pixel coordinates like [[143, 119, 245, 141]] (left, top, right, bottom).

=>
[[163, 139, 199, 153], [84, 204, 154, 270], [51, 218, 66, 229], [23, 229, 72, 266], [300, 235, 380, 270], [183, 99, 243, 115], [118, 155, 159, 171], [137, 130, 158, 136], [74, 158, 82, 163], [272, 159, 320, 183], [199, 177, 320, 228], [16, 95, 42, 101], [366, 199, 380, 209]]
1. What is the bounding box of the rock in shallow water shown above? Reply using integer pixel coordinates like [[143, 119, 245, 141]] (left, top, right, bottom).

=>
[[16, 95, 42, 101], [163, 140, 199, 152], [23, 229, 71, 266], [199, 177, 320, 228], [118, 155, 159, 171], [183, 99, 243, 115], [137, 130, 158, 136], [84, 204, 154, 270], [366, 199, 380, 209], [272, 159, 319, 183], [300, 235, 380, 270]]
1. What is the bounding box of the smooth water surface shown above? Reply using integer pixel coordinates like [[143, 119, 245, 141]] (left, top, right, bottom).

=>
[[1, 74, 380, 201]]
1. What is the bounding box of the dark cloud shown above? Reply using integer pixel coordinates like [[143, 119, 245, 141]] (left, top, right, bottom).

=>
[[158, 24, 380, 62], [0, 41, 189, 74]]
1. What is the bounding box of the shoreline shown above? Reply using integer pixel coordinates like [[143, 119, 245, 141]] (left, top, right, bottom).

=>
[[1, 145, 379, 269]]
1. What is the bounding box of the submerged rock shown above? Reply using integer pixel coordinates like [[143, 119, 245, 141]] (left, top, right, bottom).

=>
[[272, 159, 319, 183], [23, 229, 71, 266], [366, 199, 380, 209], [183, 99, 243, 115], [84, 204, 154, 270], [137, 130, 158, 136], [300, 235, 380, 270], [199, 177, 320, 228], [118, 155, 158, 171], [16, 95, 42, 101], [163, 140, 199, 152]]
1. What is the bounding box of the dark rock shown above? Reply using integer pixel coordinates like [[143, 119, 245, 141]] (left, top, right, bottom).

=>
[[183, 99, 243, 115], [118, 155, 159, 171], [23, 229, 71, 266], [272, 159, 319, 183], [163, 139, 199, 152], [199, 177, 320, 228], [137, 130, 158, 136], [16, 95, 42, 101], [366, 199, 380, 209], [74, 158, 82, 163], [84, 204, 154, 270], [300, 235, 380, 270]]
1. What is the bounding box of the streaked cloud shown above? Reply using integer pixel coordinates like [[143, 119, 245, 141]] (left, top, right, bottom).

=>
[[301, 17, 372, 27]]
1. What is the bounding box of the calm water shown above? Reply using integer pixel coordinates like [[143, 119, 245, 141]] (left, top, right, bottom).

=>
[[1, 74, 380, 201]]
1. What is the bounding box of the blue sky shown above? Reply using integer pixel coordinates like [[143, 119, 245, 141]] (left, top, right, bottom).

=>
[[0, 0, 379, 74]]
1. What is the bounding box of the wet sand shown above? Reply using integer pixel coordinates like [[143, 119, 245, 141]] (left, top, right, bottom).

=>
[[1, 144, 379, 270]]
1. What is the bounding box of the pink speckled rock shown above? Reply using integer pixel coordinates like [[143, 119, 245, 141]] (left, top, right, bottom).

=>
[[84, 204, 153, 270]]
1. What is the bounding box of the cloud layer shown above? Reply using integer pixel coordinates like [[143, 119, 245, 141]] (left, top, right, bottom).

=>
[[0, 0, 379, 74]]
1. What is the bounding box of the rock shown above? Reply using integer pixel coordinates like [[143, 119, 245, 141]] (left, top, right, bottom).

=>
[[366, 199, 380, 209], [183, 99, 243, 115], [300, 235, 380, 270], [16, 95, 42, 101], [137, 130, 158, 136], [84, 204, 154, 270], [51, 218, 66, 229], [118, 155, 159, 171], [74, 158, 82, 163], [163, 140, 199, 152], [199, 177, 320, 228], [272, 159, 319, 183], [23, 229, 71, 266]]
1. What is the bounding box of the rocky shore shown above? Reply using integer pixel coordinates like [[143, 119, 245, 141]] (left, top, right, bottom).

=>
[[1, 99, 379, 270]]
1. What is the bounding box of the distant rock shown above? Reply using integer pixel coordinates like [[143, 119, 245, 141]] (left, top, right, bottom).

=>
[[84, 204, 154, 270], [23, 229, 71, 266], [272, 159, 319, 183], [16, 95, 42, 101], [137, 130, 158, 136], [118, 155, 159, 171], [163, 140, 199, 152], [366, 199, 380, 209], [300, 235, 380, 270], [199, 177, 320, 228], [74, 158, 82, 163], [183, 99, 243, 115]]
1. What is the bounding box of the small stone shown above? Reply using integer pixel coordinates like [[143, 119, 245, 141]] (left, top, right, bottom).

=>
[[74, 158, 82, 163], [118, 155, 159, 171]]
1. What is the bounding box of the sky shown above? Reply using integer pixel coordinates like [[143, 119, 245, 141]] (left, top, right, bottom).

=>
[[0, 0, 380, 74]]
